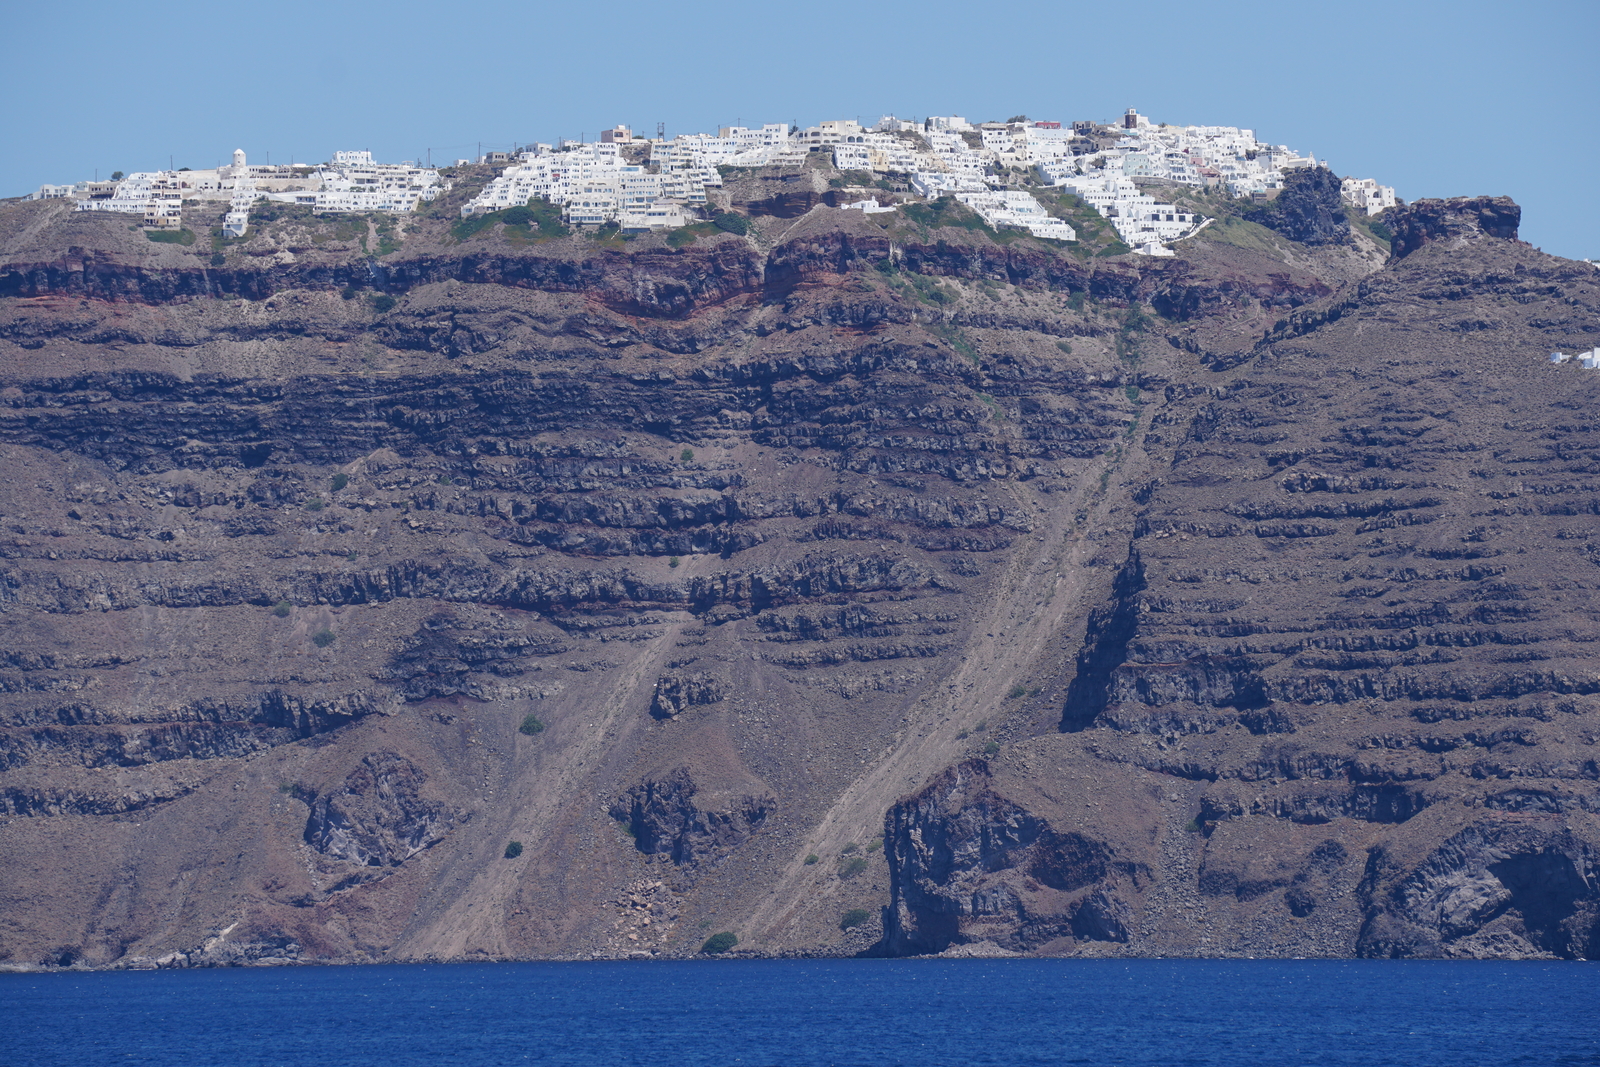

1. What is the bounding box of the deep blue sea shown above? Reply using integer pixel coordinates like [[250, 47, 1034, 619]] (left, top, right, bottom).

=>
[[2, 958, 1596, 1067]]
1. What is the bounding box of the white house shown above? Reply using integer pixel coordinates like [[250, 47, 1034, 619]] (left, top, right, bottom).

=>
[[1341, 177, 1397, 215]]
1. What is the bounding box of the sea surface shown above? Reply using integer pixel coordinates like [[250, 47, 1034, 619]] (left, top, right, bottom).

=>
[[3, 957, 1596, 1066]]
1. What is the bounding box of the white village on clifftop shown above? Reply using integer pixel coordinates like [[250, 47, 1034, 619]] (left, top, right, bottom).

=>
[[27, 109, 1397, 256]]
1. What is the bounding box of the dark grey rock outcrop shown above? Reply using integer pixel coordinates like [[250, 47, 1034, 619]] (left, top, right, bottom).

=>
[[304, 752, 455, 866], [609, 768, 773, 866]]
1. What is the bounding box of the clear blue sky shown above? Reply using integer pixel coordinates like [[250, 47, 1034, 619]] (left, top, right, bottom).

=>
[[4, 0, 1595, 258]]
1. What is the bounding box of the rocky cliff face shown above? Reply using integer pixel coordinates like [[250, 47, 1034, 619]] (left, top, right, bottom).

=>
[[0, 188, 1595, 969], [1245, 165, 1351, 246]]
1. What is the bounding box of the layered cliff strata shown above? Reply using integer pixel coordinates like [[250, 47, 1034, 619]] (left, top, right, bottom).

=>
[[0, 190, 1595, 967], [873, 199, 1600, 960]]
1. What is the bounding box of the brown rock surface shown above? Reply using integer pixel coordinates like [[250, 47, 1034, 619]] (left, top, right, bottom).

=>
[[0, 189, 1595, 969]]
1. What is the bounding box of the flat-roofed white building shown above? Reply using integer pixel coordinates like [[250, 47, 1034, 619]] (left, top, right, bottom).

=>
[[954, 190, 1076, 241], [1342, 177, 1398, 215], [620, 199, 692, 232]]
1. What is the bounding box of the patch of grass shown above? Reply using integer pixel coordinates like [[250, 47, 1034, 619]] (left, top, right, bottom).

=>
[[1056, 340, 1073, 354], [866, 838, 883, 853], [453, 198, 570, 243], [711, 212, 750, 236], [1183, 818, 1203, 833], [900, 196, 994, 237], [927, 323, 979, 364], [1194, 211, 1289, 255], [374, 217, 401, 256], [271, 601, 292, 618], [504, 841, 524, 858], [331, 472, 349, 492], [144, 228, 197, 246], [1008, 684, 1027, 699], [664, 221, 721, 248], [519, 714, 546, 736], [1040, 193, 1131, 258], [368, 293, 397, 314], [1347, 206, 1394, 254], [840, 908, 872, 931], [841, 843, 859, 855], [668, 556, 680, 568], [311, 629, 336, 648], [586, 220, 629, 249], [1113, 302, 1158, 366], [304, 498, 325, 511], [512, 197, 576, 238], [679, 448, 695, 462], [521, 198, 571, 238], [839, 856, 869, 880], [250, 202, 315, 226], [982, 740, 1001, 756], [904, 271, 959, 306], [452, 212, 497, 242], [700, 931, 738, 955], [975, 393, 1008, 421], [803, 854, 819, 865]]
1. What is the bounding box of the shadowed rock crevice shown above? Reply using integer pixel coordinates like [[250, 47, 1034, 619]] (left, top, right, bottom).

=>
[[1061, 551, 1145, 731]]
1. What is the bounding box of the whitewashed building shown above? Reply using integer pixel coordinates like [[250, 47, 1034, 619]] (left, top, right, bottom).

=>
[[1341, 177, 1398, 215], [264, 151, 447, 214], [953, 190, 1076, 241]]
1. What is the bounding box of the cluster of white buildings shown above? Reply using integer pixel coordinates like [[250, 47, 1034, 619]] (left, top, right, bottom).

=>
[[460, 130, 721, 232], [458, 109, 1391, 252], [1340, 176, 1399, 216], [27, 108, 1398, 253], [951, 191, 1077, 241], [263, 151, 448, 216], [37, 148, 447, 237]]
